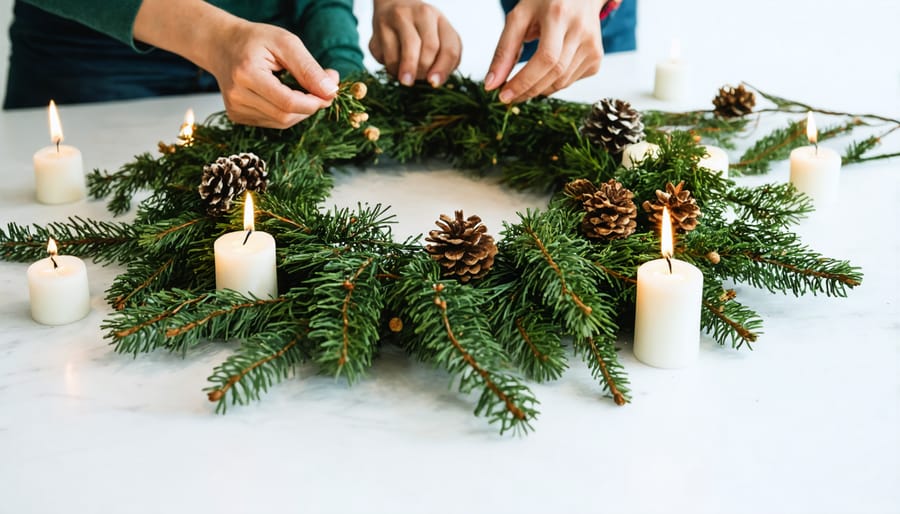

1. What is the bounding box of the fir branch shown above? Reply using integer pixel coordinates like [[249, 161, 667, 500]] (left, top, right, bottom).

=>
[[0, 216, 137, 264], [523, 225, 592, 317], [390, 255, 538, 434], [744, 83, 900, 125], [106, 289, 301, 356], [306, 254, 383, 383], [723, 183, 813, 228], [205, 323, 310, 412], [582, 336, 629, 405], [701, 298, 761, 350], [109, 256, 176, 311]]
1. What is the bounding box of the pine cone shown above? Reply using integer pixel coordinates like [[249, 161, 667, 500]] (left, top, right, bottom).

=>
[[198, 158, 246, 216], [712, 84, 756, 118], [563, 178, 598, 202], [228, 152, 268, 192], [582, 180, 637, 240], [424, 211, 498, 283], [642, 181, 701, 233], [580, 98, 645, 155]]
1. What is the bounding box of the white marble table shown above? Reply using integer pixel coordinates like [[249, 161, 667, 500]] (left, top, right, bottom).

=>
[[2, 2, 900, 513]]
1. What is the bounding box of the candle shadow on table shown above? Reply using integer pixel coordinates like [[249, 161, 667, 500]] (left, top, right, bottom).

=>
[[2, 187, 40, 207]]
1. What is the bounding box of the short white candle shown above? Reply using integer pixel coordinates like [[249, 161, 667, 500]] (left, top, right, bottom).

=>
[[621, 141, 661, 169], [27, 238, 91, 325], [33, 100, 85, 205], [633, 208, 704, 368], [699, 145, 729, 178], [214, 193, 278, 298], [789, 112, 841, 207], [653, 39, 688, 101]]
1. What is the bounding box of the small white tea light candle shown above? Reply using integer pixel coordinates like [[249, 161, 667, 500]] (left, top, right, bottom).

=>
[[33, 100, 85, 204], [699, 145, 729, 178], [178, 108, 195, 145], [27, 238, 91, 325], [789, 111, 841, 207], [621, 141, 661, 169], [653, 39, 688, 101], [214, 193, 278, 298], [633, 208, 704, 368]]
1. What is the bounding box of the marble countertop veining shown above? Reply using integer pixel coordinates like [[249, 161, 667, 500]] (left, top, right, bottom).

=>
[[1, 1, 899, 512]]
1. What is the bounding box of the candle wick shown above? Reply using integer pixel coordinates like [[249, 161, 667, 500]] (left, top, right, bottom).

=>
[[56, 140, 60, 153], [50, 255, 59, 269], [814, 141, 818, 156], [242, 229, 252, 246], [665, 256, 672, 274]]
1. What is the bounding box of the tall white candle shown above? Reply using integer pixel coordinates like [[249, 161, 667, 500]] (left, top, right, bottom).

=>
[[653, 39, 688, 101], [33, 100, 85, 205], [214, 193, 278, 298], [27, 238, 91, 325], [789, 112, 841, 207], [699, 145, 729, 178], [621, 141, 661, 169], [633, 208, 704, 368]]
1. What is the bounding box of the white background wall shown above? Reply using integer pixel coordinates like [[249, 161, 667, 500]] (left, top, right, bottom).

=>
[[0, 0, 897, 114]]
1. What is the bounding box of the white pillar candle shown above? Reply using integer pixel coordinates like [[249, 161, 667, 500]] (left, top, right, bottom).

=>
[[621, 141, 661, 169], [33, 100, 85, 205], [789, 112, 841, 207], [653, 39, 688, 101], [214, 193, 278, 298], [27, 238, 91, 325], [634, 208, 704, 368], [699, 145, 729, 178]]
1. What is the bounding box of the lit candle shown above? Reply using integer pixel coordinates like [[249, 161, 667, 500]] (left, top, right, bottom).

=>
[[32, 100, 85, 204], [27, 238, 91, 325], [789, 111, 841, 207], [621, 141, 661, 169], [698, 145, 729, 178], [653, 39, 688, 101], [178, 108, 195, 144], [214, 193, 278, 298], [633, 207, 704, 368]]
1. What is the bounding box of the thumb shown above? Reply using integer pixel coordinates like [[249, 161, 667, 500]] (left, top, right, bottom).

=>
[[277, 36, 339, 99]]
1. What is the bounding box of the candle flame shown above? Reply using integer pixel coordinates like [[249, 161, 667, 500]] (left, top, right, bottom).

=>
[[178, 108, 195, 142], [806, 111, 817, 144], [243, 192, 255, 232], [661, 207, 673, 259], [47, 237, 59, 256], [669, 38, 682, 61], [49, 100, 64, 145]]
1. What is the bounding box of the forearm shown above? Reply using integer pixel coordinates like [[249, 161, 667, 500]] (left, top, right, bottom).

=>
[[20, 0, 144, 48], [133, 0, 241, 71]]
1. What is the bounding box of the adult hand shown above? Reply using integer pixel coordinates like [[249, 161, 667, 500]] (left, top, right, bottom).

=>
[[484, 0, 605, 103], [208, 21, 340, 128], [134, 0, 339, 129], [369, 0, 462, 87]]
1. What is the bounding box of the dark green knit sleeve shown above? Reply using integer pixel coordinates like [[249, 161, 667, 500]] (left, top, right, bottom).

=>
[[20, 0, 146, 50], [295, 0, 365, 79]]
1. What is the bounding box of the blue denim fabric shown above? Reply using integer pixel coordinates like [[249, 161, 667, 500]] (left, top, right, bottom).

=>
[[499, 0, 637, 60], [3, 1, 218, 109]]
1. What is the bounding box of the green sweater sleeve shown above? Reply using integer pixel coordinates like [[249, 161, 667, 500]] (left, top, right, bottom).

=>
[[21, 0, 145, 50], [296, 0, 365, 79]]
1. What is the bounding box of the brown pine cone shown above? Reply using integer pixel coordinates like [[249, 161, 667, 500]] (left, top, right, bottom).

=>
[[424, 211, 498, 283], [580, 98, 645, 155], [229, 152, 268, 192], [712, 84, 756, 118], [563, 178, 598, 202], [642, 181, 701, 232], [198, 158, 246, 216], [582, 179, 637, 240]]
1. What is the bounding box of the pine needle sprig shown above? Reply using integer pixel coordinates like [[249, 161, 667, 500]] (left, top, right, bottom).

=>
[[390, 255, 538, 435], [700, 286, 762, 350], [1, 216, 138, 264], [205, 322, 310, 413], [306, 254, 383, 383], [723, 183, 813, 228], [105, 288, 302, 356]]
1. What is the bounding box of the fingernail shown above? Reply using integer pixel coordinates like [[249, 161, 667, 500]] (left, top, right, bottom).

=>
[[428, 73, 441, 87], [499, 89, 513, 104], [319, 77, 339, 94], [484, 71, 495, 88], [401, 72, 414, 86]]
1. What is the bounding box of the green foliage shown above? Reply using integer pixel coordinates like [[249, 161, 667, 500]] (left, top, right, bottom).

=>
[[1, 72, 879, 434]]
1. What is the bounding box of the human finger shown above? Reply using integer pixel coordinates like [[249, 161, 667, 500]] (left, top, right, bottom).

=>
[[413, 9, 442, 79], [272, 32, 339, 99], [499, 14, 566, 103], [484, 7, 531, 91], [426, 15, 462, 87]]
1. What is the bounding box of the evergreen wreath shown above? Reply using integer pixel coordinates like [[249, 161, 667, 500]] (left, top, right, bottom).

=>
[[4, 72, 897, 435]]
